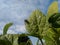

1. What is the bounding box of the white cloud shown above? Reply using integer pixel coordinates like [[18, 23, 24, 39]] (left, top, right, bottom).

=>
[[7, 29, 16, 34], [0, 30, 3, 34], [15, 25, 26, 33], [0, 25, 25, 34], [0, 0, 53, 34]]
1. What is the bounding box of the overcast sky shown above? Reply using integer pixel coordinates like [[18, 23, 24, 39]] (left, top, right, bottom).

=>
[[0, 0, 58, 45]]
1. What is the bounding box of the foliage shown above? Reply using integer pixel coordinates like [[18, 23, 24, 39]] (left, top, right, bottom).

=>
[[25, 10, 46, 37], [44, 1, 60, 45], [0, 23, 32, 45], [25, 9, 46, 45], [0, 1, 60, 45], [48, 13, 60, 28], [3, 23, 13, 35], [13, 34, 32, 45], [25, 1, 60, 45]]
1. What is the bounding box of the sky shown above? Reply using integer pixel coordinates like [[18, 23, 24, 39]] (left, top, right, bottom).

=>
[[0, 0, 59, 45], [58, 0, 60, 12]]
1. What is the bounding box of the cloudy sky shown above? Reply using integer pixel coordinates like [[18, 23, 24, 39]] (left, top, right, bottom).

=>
[[58, 0, 60, 12], [0, 0, 58, 45]]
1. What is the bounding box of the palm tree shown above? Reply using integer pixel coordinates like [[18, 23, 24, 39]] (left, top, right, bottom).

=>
[[25, 1, 60, 45], [25, 9, 46, 45]]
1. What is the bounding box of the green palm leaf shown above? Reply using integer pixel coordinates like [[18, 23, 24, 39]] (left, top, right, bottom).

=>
[[25, 9, 46, 36], [25, 9, 46, 45], [48, 13, 60, 28], [0, 36, 12, 45], [46, 1, 58, 22], [3, 23, 13, 35], [47, 1, 58, 17]]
